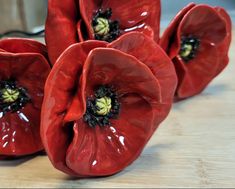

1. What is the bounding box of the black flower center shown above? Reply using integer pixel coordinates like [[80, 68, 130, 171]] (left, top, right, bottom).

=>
[[92, 8, 120, 42], [0, 80, 30, 115], [179, 36, 200, 62], [83, 85, 120, 127]]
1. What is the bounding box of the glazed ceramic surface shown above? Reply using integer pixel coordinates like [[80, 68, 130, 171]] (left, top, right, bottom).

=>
[[0, 38, 51, 156], [160, 3, 232, 99], [41, 32, 177, 177], [45, 0, 161, 64]]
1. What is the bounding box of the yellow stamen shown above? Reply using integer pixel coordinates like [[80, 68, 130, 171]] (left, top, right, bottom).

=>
[[180, 44, 193, 58], [96, 96, 112, 116], [93, 17, 110, 36], [1, 88, 20, 103]]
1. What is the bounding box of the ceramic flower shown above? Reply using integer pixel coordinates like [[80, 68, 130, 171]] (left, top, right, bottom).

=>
[[160, 4, 232, 99], [40, 32, 177, 177], [45, 0, 161, 64], [0, 38, 51, 157]]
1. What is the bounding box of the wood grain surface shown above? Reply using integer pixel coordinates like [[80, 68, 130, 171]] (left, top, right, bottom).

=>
[[0, 31, 235, 188]]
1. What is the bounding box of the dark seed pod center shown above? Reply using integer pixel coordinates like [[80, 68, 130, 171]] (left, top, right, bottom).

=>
[[83, 85, 120, 128], [92, 8, 120, 42], [0, 80, 31, 115], [179, 36, 200, 62]]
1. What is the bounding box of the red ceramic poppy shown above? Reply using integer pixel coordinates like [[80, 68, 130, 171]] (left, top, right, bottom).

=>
[[160, 4, 232, 99], [45, 0, 161, 64], [0, 38, 51, 157], [41, 32, 177, 177]]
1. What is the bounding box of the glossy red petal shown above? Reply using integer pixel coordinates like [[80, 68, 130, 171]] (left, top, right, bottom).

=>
[[65, 48, 161, 176], [0, 53, 11, 80], [0, 39, 51, 156], [0, 104, 43, 156], [159, 3, 195, 57], [79, 0, 101, 40], [77, 20, 87, 42], [16, 55, 51, 109], [108, 32, 177, 131], [160, 4, 231, 99], [130, 24, 155, 40], [160, 4, 227, 60], [215, 7, 232, 50], [178, 5, 227, 45], [45, 0, 80, 64], [79, 0, 160, 41], [102, 0, 161, 41], [214, 7, 232, 74], [166, 4, 227, 61], [66, 94, 154, 176], [0, 53, 50, 109], [175, 6, 230, 99], [160, 3, 226, 59], [40, 41, 107, 176], [82, 48, 161, 100], [0, 38, 47, 58], [175, 41, 221, 98]]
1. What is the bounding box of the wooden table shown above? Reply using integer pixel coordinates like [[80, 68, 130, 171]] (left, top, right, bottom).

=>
[[1, 32, 235, 188]]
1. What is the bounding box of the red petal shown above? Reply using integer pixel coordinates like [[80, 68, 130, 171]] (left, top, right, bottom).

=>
[[79, 0, 160, 41], [0, 53, 50, 110], [160, 4, 230, 99], [161, 4, 227, 60], [0, 104, 43, 156], [79, 0, 101, 39], [0, 53, 11, 80], [66, 94, 154, 176], [0, 43, 50, 156], [130, 24, 155, 40], [77, 20, 87, 42], [65, 48, 161, 176], [178, 5, 227, 45], [215, 7, 232, 49], [175, 41, 222, 98], [108, 32, 177, 131], [0, 38, 47, 58], [40, 41, 107, 176], [102, 0, 161, 41], [159, 3, 195, 57], [16, 55, 51, 109], [81, 48, 161, 101], [45, 0, 80, 64], [214, 7, 232, 74]]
